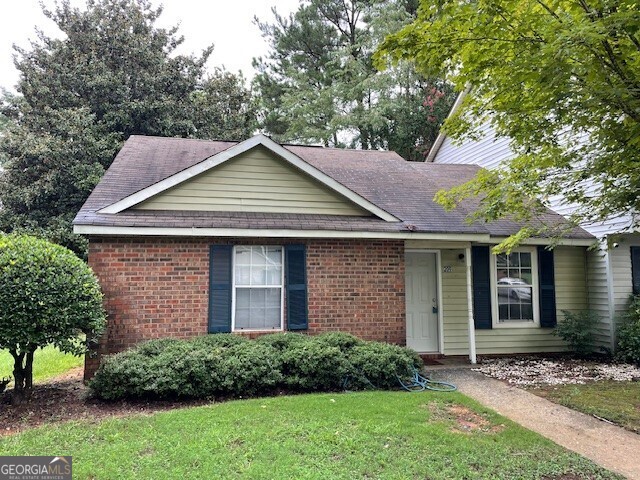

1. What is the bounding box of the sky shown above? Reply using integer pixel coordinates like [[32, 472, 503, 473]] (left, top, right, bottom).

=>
[[0, 0, 301, 92]]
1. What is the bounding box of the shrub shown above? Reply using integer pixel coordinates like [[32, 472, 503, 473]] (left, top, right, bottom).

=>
[[0, 234, 106, 404], [553, 310, 600, 357], [90, 351, 154, 400], [91, 339, 283, 400], [347, 342, 423, 389], [279, 342, 348, 391], [616, 296, 640, 365], [90, 333, 425, 401], [217, 343, 283, 396], [190, 333, 249, 349], [314, 332, 364, 352], [255, 332, 310, 350]]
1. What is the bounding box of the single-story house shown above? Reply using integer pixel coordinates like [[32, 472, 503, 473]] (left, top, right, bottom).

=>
[[74, 134, 594, 379], [427, 91, 640, 352]]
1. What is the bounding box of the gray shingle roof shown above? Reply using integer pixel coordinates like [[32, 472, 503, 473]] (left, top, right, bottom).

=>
[[74, 135, 592, 240]]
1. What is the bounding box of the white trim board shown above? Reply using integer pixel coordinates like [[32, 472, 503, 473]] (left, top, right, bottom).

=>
[[98, 134, 399, 223], [73, 224, 595, 246]]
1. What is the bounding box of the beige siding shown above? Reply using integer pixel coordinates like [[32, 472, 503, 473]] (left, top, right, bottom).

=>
[[440, 249, 470, 355], [135, 146, 370, 216], [610, 234, 640, 338], [440, 246, 589, 356], [586, 247, 614, 349]]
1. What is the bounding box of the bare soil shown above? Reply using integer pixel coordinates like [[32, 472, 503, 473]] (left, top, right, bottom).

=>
[[0, 368, 208, 437]]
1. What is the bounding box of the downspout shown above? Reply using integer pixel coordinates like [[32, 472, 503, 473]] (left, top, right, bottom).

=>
[[465, 246, 477, 364]]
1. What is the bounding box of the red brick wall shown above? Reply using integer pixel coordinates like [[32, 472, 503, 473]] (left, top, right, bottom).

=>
[[85, 237, 405, 378]]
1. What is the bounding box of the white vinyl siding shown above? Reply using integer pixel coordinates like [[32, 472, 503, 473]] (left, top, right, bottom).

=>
[[440, 246, 587, 355], [135, 146, 370, 216], [433, 123, 514, 170]]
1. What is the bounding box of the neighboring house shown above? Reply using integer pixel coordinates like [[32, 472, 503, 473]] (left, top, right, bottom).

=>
[[74, 134, 594, 378], [427, 95, 640, 352]]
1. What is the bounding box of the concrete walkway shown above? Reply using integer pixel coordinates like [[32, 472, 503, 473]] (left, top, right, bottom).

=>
[[433, 369, 640, 480]]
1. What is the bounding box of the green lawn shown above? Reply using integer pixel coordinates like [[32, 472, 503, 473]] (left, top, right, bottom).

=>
[[0, 346, 83, 382], [0, 391, 619, 479], [532, 380, 640, 433]]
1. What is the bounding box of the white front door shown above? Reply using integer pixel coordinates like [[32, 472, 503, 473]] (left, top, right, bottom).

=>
[[405, 252, 439, 352]]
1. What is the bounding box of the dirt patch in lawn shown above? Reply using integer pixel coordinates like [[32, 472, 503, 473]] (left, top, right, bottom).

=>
[[428, 403, 505, 434], [0, 369, 208, 437]]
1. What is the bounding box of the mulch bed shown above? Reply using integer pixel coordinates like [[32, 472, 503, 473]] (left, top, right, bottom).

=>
[[0, 368, 208, 437]]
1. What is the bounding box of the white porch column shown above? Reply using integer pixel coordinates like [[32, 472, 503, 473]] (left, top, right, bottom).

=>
[[465, 246, 477, 364]]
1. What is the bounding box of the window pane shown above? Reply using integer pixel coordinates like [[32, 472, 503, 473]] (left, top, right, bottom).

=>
[[251, 266, 267, 285], [520, 253, 531, 267], [235, 266, 251, 286], [266, 247, 282, 265], [266, 266, 282, 285], [252, 247, 268, 266], [235, 247, 252, 265], [235, 287, 281, 330]]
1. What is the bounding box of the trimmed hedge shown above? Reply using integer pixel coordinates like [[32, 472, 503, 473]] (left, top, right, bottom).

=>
[[90, 333, 423, 401]]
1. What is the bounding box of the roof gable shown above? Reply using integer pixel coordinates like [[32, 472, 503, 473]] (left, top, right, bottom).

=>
[[99, 134, 398, 222], [133, 145, 371, 216]]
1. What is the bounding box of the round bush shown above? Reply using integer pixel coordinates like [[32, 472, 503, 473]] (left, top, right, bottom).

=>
[[0, 234, 106, 403]]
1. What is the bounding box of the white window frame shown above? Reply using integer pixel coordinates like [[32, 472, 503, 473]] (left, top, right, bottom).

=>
[[490, 246, 540, 328], [231, 245, 285, 332]]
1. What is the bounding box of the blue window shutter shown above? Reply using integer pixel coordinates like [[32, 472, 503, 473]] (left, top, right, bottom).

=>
[[285, 244, 308, 330], [631, 247, 640, 295], [537, 246, 557, 328], [472, 246, 492, 329], [208, 245, 232, 333]]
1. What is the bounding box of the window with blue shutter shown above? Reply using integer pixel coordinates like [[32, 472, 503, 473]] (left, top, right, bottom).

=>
[[208, 245, 232, 333], [472, 246, 492, 329], [285, 244, 308, 330], [537, 246, 557, 328], [631, 246, 640, 295]]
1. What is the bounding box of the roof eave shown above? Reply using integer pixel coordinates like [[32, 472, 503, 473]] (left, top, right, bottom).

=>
[[73, 224, 594, 246]]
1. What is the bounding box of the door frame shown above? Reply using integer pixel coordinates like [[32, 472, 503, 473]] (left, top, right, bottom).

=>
[[405, 249, 444, 354]]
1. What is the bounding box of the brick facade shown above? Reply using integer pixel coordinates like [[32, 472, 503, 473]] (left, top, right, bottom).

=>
[[85, 237, 406, 378]]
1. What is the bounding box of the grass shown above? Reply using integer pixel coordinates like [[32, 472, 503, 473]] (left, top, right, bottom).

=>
[[0, 346, 83, 382], [0, 391, 619, 479], [532, 380, 640, 433]]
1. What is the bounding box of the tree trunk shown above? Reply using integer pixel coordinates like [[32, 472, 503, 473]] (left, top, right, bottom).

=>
[[10, 348, 35, 406]]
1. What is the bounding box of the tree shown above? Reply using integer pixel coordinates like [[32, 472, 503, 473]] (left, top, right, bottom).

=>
[[191, 69, 257, 141], [253, 0, 454, 160], [377, 0, 640, 246], [0, 0, 255, 255], [0, 234, 106, 405]]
